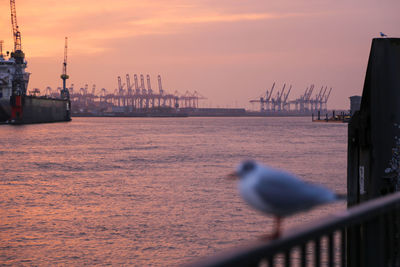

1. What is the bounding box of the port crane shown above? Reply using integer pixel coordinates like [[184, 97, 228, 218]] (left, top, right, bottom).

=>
[[65, 74, 206, 112], [10, 0, 26, 95], [126, 74, 133, 96], [10, 0, 22, 52], [274, 84, 286, 111], [134, 74, 140, 94], [282, 85, 292, 111], [249, 82, 276, 112], [317, 87, 328, 111], [61, 38, 69, 89], [158, 75, 164, 95], [8, 0, 28, 121], [60, 37, 70, 100], [251, 82, 333, 113], [117, 76, 125, 107], [323, 87, 332, 110]]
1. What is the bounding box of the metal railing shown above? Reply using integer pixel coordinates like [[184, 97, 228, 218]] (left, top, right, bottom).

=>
[[186, 192, 400, 267]]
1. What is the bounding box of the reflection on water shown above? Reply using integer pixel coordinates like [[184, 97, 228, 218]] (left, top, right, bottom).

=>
[[0, 117, 347, 266]]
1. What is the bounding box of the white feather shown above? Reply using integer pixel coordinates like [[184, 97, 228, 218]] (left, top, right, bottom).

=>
[[236, 161, 338, 217]]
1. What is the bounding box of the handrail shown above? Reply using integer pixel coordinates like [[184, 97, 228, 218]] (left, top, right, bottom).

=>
[[185, 191, 400, 267]]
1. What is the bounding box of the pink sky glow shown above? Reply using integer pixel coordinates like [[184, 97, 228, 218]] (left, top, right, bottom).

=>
[[1, 0, 399, 109]]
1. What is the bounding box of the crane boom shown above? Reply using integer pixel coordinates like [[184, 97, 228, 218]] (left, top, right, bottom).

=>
[[146, 74, 152, 94], [9, 0, 26, 97], [60, 37, 69, 91], [302, 87, 309, 99], [278, 84, 286, 101], [140, 74, 146, 93], [63, 37, 68, 76], [316, 86, 323, 100], [126, 74, 132, 95], [10, 0, 22, 52], [267, 82, 275, 101], [320, 86, 328, 101], [118, 76, 123, 94], [325, 88, 332, 102], [134, 74, 140, 94], [284, 85, 292, 103], [306, 85, 314, 100], [158, 75, 164, 95]]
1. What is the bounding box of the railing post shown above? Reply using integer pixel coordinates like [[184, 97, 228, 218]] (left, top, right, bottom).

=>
[[347, 38, 400, 266]]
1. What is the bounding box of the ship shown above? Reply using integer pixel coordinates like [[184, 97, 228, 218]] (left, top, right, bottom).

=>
[[0, 0, 70, 124]]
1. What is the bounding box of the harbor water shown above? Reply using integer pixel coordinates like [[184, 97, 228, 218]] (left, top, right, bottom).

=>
[[0, 117, 347, 266]]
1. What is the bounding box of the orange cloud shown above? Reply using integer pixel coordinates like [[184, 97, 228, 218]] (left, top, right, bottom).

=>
[[0, 0, 306, 58]]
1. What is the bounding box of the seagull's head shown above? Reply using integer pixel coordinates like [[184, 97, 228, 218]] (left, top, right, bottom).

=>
[[227, 160, 258, 179]]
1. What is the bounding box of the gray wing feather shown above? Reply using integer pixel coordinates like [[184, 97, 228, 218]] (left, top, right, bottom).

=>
[[254, 170, 334, 217]]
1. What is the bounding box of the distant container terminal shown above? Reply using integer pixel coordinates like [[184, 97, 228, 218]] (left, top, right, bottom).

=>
[[249, 82, 332, 115], [29, 75, 334, 117]]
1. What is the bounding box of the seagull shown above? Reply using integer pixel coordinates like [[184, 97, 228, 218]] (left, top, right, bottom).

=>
[[228, 160, 344, 240], [380, 32, 388, 37]]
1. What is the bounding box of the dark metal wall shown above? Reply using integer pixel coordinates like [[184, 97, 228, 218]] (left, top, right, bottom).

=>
[[347, 38, 400, 266]]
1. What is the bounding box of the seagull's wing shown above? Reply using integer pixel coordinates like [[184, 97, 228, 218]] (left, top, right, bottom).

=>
[[254, 169, 335, 217]]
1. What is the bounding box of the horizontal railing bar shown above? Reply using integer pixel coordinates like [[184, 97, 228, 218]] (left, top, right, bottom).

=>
[[185, 192, 400, 267]]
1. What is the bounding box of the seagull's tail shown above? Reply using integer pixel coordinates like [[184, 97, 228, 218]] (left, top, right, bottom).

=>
[[335, 193, 347, 201]]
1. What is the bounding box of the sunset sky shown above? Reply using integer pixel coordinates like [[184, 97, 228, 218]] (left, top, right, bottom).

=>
[[1, 0, 399, 109]]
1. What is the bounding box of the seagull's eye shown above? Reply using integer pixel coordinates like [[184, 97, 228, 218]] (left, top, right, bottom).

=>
[[242, 161, 255, 172]]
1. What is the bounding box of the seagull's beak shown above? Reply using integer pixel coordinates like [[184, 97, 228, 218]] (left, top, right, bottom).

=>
[[226, 172, 239, 180]]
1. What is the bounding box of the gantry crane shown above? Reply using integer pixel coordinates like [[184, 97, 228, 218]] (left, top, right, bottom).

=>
[[158, 75, 164, 95], [323, 87, 332, 110], [272, 84, 285, 111], [140, 74, 146, 94], [134, 74, 140, 95], [146, 74, 153, 94], [282, 85, 292, 111], [117, 76, 124, 94], [126, 74, 133, 95], [266, 82, 275, 103], [249, 82, 276, 112]]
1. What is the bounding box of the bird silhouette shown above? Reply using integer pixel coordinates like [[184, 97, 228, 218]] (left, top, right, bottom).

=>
[[380, 32, 388, 37], [228, 160, 343, 240]]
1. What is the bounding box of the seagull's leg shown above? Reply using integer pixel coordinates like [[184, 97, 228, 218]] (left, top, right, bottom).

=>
[[273, 216, 282, 239], [260, 216, 282, 240]]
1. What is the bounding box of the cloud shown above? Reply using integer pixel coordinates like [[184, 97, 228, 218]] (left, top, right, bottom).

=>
[[129, 12, 300, 26], [0, 0, 308, 57]]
